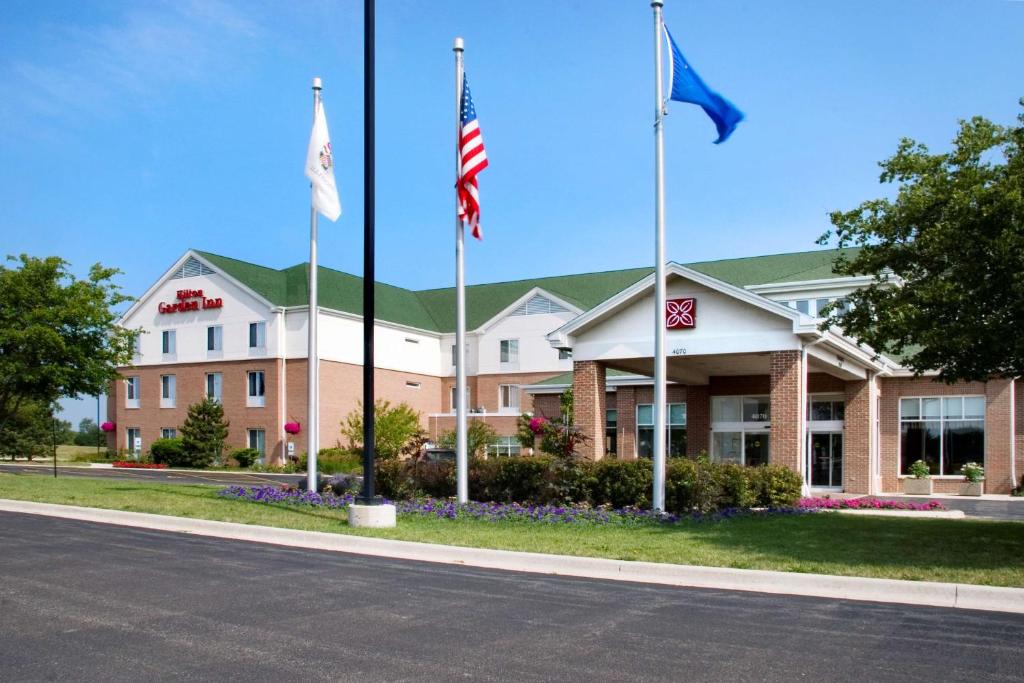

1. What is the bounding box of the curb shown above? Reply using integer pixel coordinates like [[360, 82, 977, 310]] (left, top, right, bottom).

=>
[[0, 498, 1021, 614]]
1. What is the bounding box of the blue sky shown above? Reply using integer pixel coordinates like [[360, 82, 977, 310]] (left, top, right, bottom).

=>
[[2, 0, 1021, 424]]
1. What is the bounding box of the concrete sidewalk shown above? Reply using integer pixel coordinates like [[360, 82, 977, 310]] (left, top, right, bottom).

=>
[[1, 498, 1021, 615]]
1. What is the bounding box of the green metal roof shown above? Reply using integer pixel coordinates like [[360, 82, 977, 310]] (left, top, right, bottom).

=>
[[534, 369, 642, 386], [193, 247, 860, 334]]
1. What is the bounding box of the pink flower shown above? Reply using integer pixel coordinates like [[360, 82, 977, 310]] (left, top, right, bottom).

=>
[[100, 421, 115, 433], [284, 422, 301, 435], [528, 417, 548, 435]]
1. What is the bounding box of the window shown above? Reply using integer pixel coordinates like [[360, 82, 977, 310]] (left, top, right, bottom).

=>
[[126, 427, 141, 455], [500, 339, 519, 364], [161, 329, 176, 356], [207, 325, 223, 352], [249, 321, 266, 349], [795, 300, 810, 315], [160, 375, 176, 408], [815, 298, 831, 317], [247, 371, 266, 407], [132, 335, 142, 358], [160, 428, 176, 439], [450, 386, 471, 413], [558, 349, 572, 360], [451, 344, 458, 367], [125, 377, 140, 408], [710, 395, 770, 466], [606, 409, 618, 455], [636, 403, 686, 458], [499, 385, 520, 412], [404, 337, 419, 345], [406, 381, 421, 389], [900, 396, 985, 476], [247, 429, 266, 458], [487, 436, 521, 458], [206, 373, 223, 402], [808, 398, 845, 422]]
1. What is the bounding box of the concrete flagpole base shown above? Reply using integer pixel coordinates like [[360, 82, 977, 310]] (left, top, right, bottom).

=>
[[348, 503, 397, 528]]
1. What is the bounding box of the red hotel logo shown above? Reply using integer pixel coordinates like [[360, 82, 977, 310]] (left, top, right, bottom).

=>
[[158, 288, 224, 314], [666, 298, 696, 329]]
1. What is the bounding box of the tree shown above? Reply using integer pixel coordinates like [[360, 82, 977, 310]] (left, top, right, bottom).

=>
[[179, 398, 229, 468], [341, 400, 424, 460], [73, 418, 102, 447], [0, 255, 138, 434], [438, 419, 499, 458], [53, 418, 75, 446], [0, 401, 53, 461], [818, 102, 1024, 382]]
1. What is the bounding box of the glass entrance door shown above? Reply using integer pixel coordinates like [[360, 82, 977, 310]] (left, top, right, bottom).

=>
[[810, 433, 843, 489]]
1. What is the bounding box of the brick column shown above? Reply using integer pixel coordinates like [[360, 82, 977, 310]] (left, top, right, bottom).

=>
[[573, 361, 606, 460], [769, 350, 801, 474], [985, 378, 1013, 494], [686, 385, 710, 457], [1016, 379, 1024, 493], [844, 379, 871, 494], [617, 386, 637, 460]]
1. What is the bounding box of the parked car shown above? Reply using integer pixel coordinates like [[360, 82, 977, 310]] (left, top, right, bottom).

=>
[[418, 448, 456, 464]]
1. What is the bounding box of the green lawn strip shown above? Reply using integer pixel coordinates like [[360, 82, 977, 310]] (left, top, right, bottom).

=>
[[1, 473, 1021, 587]]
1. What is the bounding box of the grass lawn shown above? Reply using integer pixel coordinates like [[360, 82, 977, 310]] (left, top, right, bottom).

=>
[[1, 473, 1022, 587]]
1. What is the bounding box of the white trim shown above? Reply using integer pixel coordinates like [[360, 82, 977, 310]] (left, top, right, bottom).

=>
[[746, 275, 876, 295]]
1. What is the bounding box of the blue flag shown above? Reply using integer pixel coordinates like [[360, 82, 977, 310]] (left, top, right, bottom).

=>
[[665, 26, 744, 143]]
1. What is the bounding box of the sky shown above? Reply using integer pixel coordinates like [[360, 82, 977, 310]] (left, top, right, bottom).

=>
[[2, 0, 1022, 424]]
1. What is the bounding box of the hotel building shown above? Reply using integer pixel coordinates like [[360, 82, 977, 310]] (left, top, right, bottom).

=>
[[109, 249, 1022, 495]]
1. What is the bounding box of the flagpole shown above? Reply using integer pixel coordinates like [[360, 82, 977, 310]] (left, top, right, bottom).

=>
[[651, 0, 667, 512], [359, 0, 380, 506], [453, 37, 469, 504], [307, 77, 322, 494]]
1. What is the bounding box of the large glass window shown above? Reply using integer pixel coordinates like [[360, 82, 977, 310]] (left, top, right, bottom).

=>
[[637, 403, 686, 458], [247, 429, 266, 458], [161, 330, 176, 355], [249, 321, 267, 349], [900, 396, 985, 475], [487, 436, 521, 458], [498, 384, 520, 412], [711, 395, 770, 466], [605, 409, 617, 455], [247, 371, 266, 407], [809, 399, 845, 421], [206, 373, 223, 402], [500, 339, 519, 364]]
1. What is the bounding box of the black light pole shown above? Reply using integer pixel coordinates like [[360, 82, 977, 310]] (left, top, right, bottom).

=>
[[96, 393, 101, 457], [358, 0, 380, 505], [51, 411, 58, 479]]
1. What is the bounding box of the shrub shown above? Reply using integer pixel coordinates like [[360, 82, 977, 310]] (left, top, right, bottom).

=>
[[410, 461, 455, 498], [341, 400, 424, 460], [437, 420, 499, 458], [375, 459, 421, 500], [300, 448, 363, 475], [746, 465, 803, 507], [588, 460, 652, 509], [908, 459, 931, 479], [232, 448, 261, 468], [961, 462, 984, 482], [149, 438, 187, 467]]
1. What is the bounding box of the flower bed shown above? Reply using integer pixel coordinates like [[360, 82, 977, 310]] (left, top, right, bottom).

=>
[[218, 485, 811, 525], [112, 461, 169, 469], [799, 497, 946, 511]]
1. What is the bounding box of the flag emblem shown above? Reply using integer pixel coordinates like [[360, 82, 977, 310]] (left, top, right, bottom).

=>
[[319, 143, 333, 171], [457, 73, 488, 240]]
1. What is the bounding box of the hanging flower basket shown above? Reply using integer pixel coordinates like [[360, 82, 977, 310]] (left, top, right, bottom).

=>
[[100, 421, 116, 433], [284, 422, 301, 435]]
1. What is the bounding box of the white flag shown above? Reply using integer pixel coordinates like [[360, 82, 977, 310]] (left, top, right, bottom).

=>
[[305, 100, 341, 221]]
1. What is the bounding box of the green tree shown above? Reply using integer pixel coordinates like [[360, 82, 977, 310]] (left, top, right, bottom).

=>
[[438, 419, 499, 458], [0, 401, 53, 461], [53, 417, 75, 446], [819, 102, 1024, 382], [0, 255, 138, 434], [341, 400, 424, 460], [73, 418, 102, 447], [179, 398, 229, 468]]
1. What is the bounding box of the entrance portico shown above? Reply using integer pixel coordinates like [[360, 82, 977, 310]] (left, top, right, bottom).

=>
[[546, 264, 891, 495]]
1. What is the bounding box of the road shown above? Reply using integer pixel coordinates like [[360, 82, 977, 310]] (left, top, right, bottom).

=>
[[0, 462, 303, 488], [0, 513, 1020, 682]]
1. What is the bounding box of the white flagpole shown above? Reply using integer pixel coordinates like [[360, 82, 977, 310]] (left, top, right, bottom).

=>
[[307, 77, 322, 493], [453, 37, 469, 504], [651, 1, 667, 512]]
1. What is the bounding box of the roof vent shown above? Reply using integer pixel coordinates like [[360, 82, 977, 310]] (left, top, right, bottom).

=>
[[171, 256, 216, 280], [510, 294, 569, 316]]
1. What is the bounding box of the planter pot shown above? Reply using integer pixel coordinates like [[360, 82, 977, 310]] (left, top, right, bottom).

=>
[[903, 478, 933, 495], [959, 481, 984, 497]]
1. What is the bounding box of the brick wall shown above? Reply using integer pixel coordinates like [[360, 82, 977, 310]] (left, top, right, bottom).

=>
[[1017, 379, 1024, 492], [844, 379, 871, 494], [878, 376, 1014, 494], [572, 361, 606, 460], [809, 373, 846, 394], [111, 358, 283, 461], [769, 351, 802, 473], [686, 385, 710, 456]]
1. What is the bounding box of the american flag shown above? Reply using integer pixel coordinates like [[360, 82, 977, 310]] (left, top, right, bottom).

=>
[[457, 73, 488, 240]]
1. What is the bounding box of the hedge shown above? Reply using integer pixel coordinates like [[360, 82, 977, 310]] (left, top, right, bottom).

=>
[[374, 456, 802, 514]]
